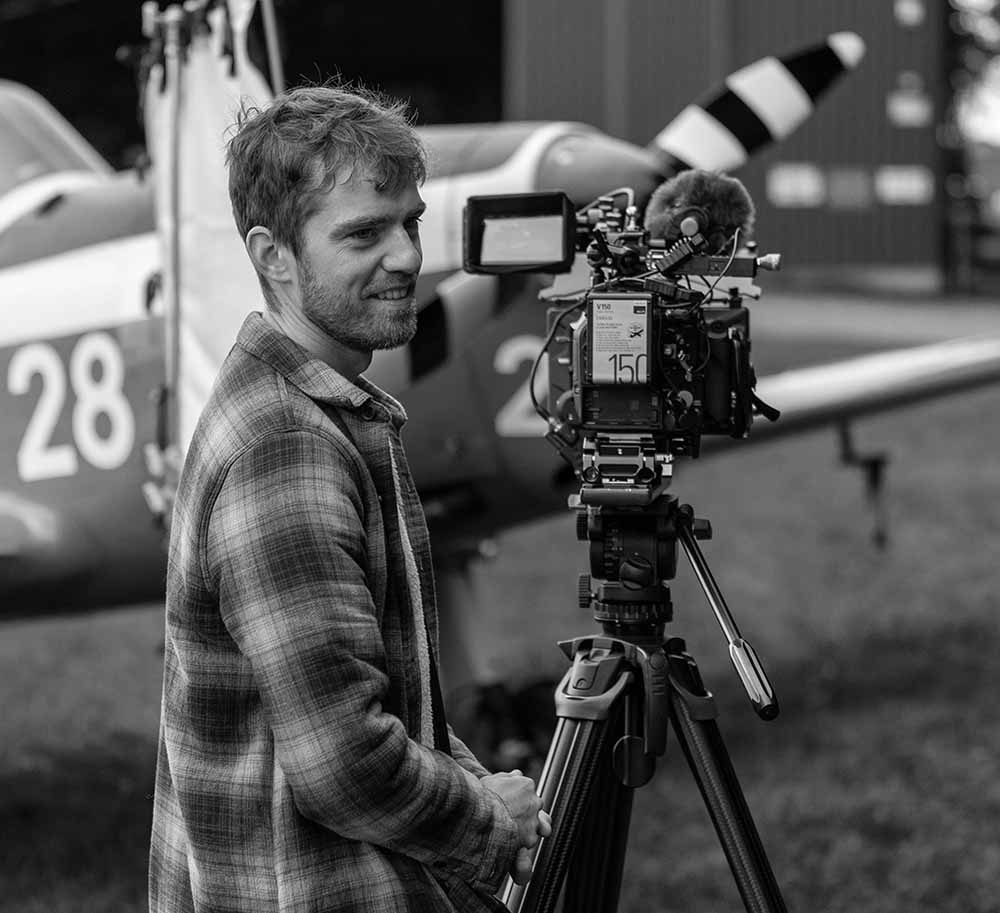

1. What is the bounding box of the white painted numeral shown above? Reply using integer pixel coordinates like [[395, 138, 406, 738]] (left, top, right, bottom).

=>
[[69, 332, 135, 470], [8, 343, 79, 481], [7, 333, 135, 482], [494, 335, 549, 437]]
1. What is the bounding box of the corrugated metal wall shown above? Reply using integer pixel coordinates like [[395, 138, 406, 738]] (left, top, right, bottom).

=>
[[504, 0, 947, 281]]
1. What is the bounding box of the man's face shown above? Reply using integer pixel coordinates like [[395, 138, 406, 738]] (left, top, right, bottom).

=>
[[293, 167, 425, 353]]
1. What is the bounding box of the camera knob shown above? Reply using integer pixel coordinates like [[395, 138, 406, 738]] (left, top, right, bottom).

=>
[[679, 215, 700, 237], [619, 555, 655, 588], [756, 253, 782, 271]]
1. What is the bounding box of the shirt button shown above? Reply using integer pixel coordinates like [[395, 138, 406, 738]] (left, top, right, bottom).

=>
[[359, 403, 378, 421]]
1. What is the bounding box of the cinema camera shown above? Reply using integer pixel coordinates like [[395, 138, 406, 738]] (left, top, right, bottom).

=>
[[464, 171, 782, 507], [465, 176, 791, 913]]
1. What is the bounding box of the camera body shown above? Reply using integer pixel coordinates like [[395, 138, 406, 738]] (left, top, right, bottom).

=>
[[463, 188, 779, 496], [546, 287, 752, 462]]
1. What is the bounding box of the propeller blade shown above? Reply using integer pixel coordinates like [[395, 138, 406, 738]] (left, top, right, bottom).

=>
[[649, 31, 866, 173]]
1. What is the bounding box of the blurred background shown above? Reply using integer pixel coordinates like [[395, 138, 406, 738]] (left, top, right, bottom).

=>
[[4, 1, 1000, 911], [6, 0, 1000, 292]]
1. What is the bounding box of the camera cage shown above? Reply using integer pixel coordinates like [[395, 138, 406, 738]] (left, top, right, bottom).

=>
[[463, 187, 781, 500]]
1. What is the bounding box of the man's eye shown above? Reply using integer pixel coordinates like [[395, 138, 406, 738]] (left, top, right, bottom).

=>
[[352, 227, 378, 241], [406, 217, 423, 234]]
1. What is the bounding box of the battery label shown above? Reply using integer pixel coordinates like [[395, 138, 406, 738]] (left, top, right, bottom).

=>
[[590, 297, 649, 384]]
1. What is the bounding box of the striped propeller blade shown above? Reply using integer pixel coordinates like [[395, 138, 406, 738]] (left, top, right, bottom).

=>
[[650, 31, 865, 173]]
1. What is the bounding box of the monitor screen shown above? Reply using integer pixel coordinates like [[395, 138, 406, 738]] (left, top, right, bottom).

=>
[[479, 213, 566, 265]]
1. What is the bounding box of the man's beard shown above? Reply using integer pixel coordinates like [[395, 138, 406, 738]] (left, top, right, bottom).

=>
[[299, 261, 418, 352]]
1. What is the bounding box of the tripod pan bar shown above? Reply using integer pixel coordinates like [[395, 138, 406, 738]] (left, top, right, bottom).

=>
[[676, 519, 778, 720]]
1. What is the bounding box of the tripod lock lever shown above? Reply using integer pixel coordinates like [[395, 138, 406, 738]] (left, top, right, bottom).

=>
[[676, 513, 779, 721]]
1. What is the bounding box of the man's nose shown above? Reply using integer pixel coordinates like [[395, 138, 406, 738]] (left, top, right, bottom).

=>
[[383, 227, 422, 275]]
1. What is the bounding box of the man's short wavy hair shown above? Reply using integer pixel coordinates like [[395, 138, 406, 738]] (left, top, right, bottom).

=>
[[225, 83, 426, 259]]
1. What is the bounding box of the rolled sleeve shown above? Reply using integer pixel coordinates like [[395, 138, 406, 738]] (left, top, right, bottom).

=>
[[204, 428, 519, 885]]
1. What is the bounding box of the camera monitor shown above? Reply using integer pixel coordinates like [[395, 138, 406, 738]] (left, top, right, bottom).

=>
[[463, 191, 576, 275]]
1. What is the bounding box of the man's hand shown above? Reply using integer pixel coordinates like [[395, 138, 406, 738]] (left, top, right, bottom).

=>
[[481, 770, 552, 885]]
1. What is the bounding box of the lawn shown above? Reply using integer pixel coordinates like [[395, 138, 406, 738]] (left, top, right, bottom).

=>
[[1, 323, 998, 912], [468, 377, 1000, 913]]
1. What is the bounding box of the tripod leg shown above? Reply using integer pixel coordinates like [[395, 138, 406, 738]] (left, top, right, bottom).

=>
[[504, 713, 615, 913], [561, 730, 635, 913], [503, 652, 635, 913], [667, 641, 787, 913]]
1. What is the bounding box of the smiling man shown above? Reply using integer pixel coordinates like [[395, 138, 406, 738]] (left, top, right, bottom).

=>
[[149, 84, 548, 913]]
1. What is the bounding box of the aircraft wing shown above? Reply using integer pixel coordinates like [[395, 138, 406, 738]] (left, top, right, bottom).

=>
[[735, 336, 1000, 447]]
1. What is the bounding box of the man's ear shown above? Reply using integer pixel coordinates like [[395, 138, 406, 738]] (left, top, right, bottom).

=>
[[245, 226, 296, 286]]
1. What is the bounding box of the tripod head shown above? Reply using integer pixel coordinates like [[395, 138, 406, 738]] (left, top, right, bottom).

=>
[[574, 484, 779, 721], [573, 490, 688, 636]]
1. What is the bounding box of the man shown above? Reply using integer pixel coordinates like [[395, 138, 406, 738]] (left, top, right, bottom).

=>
[[149, 84, 549, 913]]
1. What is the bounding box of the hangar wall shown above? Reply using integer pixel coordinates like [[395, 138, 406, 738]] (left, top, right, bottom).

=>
[[503, 0, 950, 290]]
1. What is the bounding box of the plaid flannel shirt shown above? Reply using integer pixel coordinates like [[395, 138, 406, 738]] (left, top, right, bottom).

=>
[[149, 313, 520, 913]]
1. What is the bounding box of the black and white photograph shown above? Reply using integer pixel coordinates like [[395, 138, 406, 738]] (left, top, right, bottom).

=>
[[2, 1, 1000, 911]]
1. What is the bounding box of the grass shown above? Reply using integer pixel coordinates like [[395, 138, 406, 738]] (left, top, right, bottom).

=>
[[0, 607, 162, 913], [2, 327, 1000, 911]]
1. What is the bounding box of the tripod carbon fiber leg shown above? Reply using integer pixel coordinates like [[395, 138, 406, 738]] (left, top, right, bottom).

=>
[[665, 641, 786, 913], [501, 639, 634, 913], [500, 635, 787, 913]]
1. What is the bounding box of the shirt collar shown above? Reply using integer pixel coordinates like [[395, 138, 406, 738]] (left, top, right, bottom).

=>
[[235, 312, 408, 427]]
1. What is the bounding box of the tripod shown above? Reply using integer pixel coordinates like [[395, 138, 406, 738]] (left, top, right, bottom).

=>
[[500, 494, 787, 913]]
